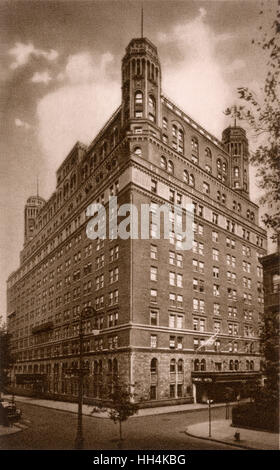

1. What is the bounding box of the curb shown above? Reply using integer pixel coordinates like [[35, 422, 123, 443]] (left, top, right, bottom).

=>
[[184, 429, 259, 450], [6, 396, 231, 418], [0, 425, 23, 437]]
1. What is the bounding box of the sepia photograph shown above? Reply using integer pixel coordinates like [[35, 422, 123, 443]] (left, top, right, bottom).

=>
[[0, 0, 279, 459]]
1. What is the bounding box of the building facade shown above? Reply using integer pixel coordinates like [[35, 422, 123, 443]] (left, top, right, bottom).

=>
[[7, 37, 267, 405]]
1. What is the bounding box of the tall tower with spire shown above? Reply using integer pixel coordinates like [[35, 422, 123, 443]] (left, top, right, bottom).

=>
[[121, 37, 162, 131]]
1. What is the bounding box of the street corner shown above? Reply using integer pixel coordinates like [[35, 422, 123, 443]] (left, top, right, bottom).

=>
[[0, 424, 23, 437]]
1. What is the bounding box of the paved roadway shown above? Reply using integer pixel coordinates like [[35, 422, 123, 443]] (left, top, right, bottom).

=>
[[0, 402, 237, 450]]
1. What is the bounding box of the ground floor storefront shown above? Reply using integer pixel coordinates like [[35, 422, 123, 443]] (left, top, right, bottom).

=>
[[8, 351, 262, 407]]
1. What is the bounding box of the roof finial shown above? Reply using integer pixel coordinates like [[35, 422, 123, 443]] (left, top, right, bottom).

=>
[[233, 105, 237, 127], [141, 3, 144, 38]]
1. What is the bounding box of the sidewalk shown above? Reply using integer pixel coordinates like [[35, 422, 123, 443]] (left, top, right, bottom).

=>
[[3, 394, 238, 418], [186, 419, 280, 450], [0, 423, 25, 437]]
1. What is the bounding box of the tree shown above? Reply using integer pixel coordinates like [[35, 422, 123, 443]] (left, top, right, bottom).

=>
[[92, 376, 138, 448], [226, 2, 280, 410], [0, 320, 14, 397], [225, 2, 280, 238]]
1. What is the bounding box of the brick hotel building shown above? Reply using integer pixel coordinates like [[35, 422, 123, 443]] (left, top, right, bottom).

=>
[[6, 37, 267, 405]]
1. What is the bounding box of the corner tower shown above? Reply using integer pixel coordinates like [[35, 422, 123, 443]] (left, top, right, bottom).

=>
[[24, 195, 45, 244], [222, 125, 249, 198], [121, 37, 162, 130]]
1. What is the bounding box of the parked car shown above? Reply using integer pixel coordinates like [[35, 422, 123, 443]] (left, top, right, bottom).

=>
[[0, 399, 22, 426]]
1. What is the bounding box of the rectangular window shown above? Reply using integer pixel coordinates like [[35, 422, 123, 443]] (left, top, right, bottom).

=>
[[177, 273, 183, 288], [169, 314, 175, 328], [214, 321, 221, 334], [213, 303, 220, 315], [213, 267, 219, 278], [151, 289, 157, 301], [212, 213, 218, 225], [151, 179, 157, 193], [177, 253, 183, 268], [169, 189, 175, 203], [212, 231, 218, 242], [169, 251, 175, 265], [169, 384, 176, 398], [169, 336, 176, 349], [151, 245, 157, 260], [169, 272, 175, 286], [150, 310, 158, 326], [151, 335, 157, 348], [150, 267, 158, 281], [213, 249, 219, 261], [203, 182, 210, 194], [213, 284, 220, 297]]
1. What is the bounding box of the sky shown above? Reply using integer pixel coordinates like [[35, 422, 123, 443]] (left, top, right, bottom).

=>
[[0, 0, 277, 318]]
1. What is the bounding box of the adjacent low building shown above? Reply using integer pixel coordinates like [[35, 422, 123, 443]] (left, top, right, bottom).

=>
[[7, 36, 266, 405]]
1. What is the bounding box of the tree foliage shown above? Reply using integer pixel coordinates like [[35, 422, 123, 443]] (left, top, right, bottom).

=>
[[91, 376, 138, 445], [225, 2, 280, 236], [259, 306, 279, 404], [0, 322, 14, 394]]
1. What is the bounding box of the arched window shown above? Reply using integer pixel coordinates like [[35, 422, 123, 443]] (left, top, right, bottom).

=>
[[178, 129, 184, 153], [247, 209, 250, 219], [151, 358, 157, 374], [234, 167, 239, 178], [217, 190, 221, 201], [217, 159, 221, 170], [234, 360, 239, 371], [189, 174, 195, 187], [160, 156, 167, 170], [205, 164, 211, 173], [222, 194, 226, 204], [246, 360, 250, 370], [183, 170, 189, 183], [170, 358, 176, 373], [222, 162, 227, 172], [200, 359, 206, 371], [162, 117, 168, 129], [205, 147, 212, 159], [191, 137, 199, 164], [229, 360, 234, 370], [191, 137, 198, 154], [177, 359, 183, 373], [194, 359, 200, 371], [237, 203, 241, 212], [172, 124, 184, 153], [135, 91, 143, 105], [167, 160, 174, 174], [134, 147, 142, 157], [148, 95, 156, 122], [250, 360, 254, 371]]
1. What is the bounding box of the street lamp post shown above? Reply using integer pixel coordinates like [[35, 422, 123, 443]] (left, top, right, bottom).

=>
[[207, 399, 213, 437], [73, 306, 95, 450]]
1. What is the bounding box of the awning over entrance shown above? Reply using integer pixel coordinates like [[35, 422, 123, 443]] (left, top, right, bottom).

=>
[[192, 371, 261, 384]]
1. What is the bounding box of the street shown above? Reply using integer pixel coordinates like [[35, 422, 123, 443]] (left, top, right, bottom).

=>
[[0, 402, 237, 450]]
